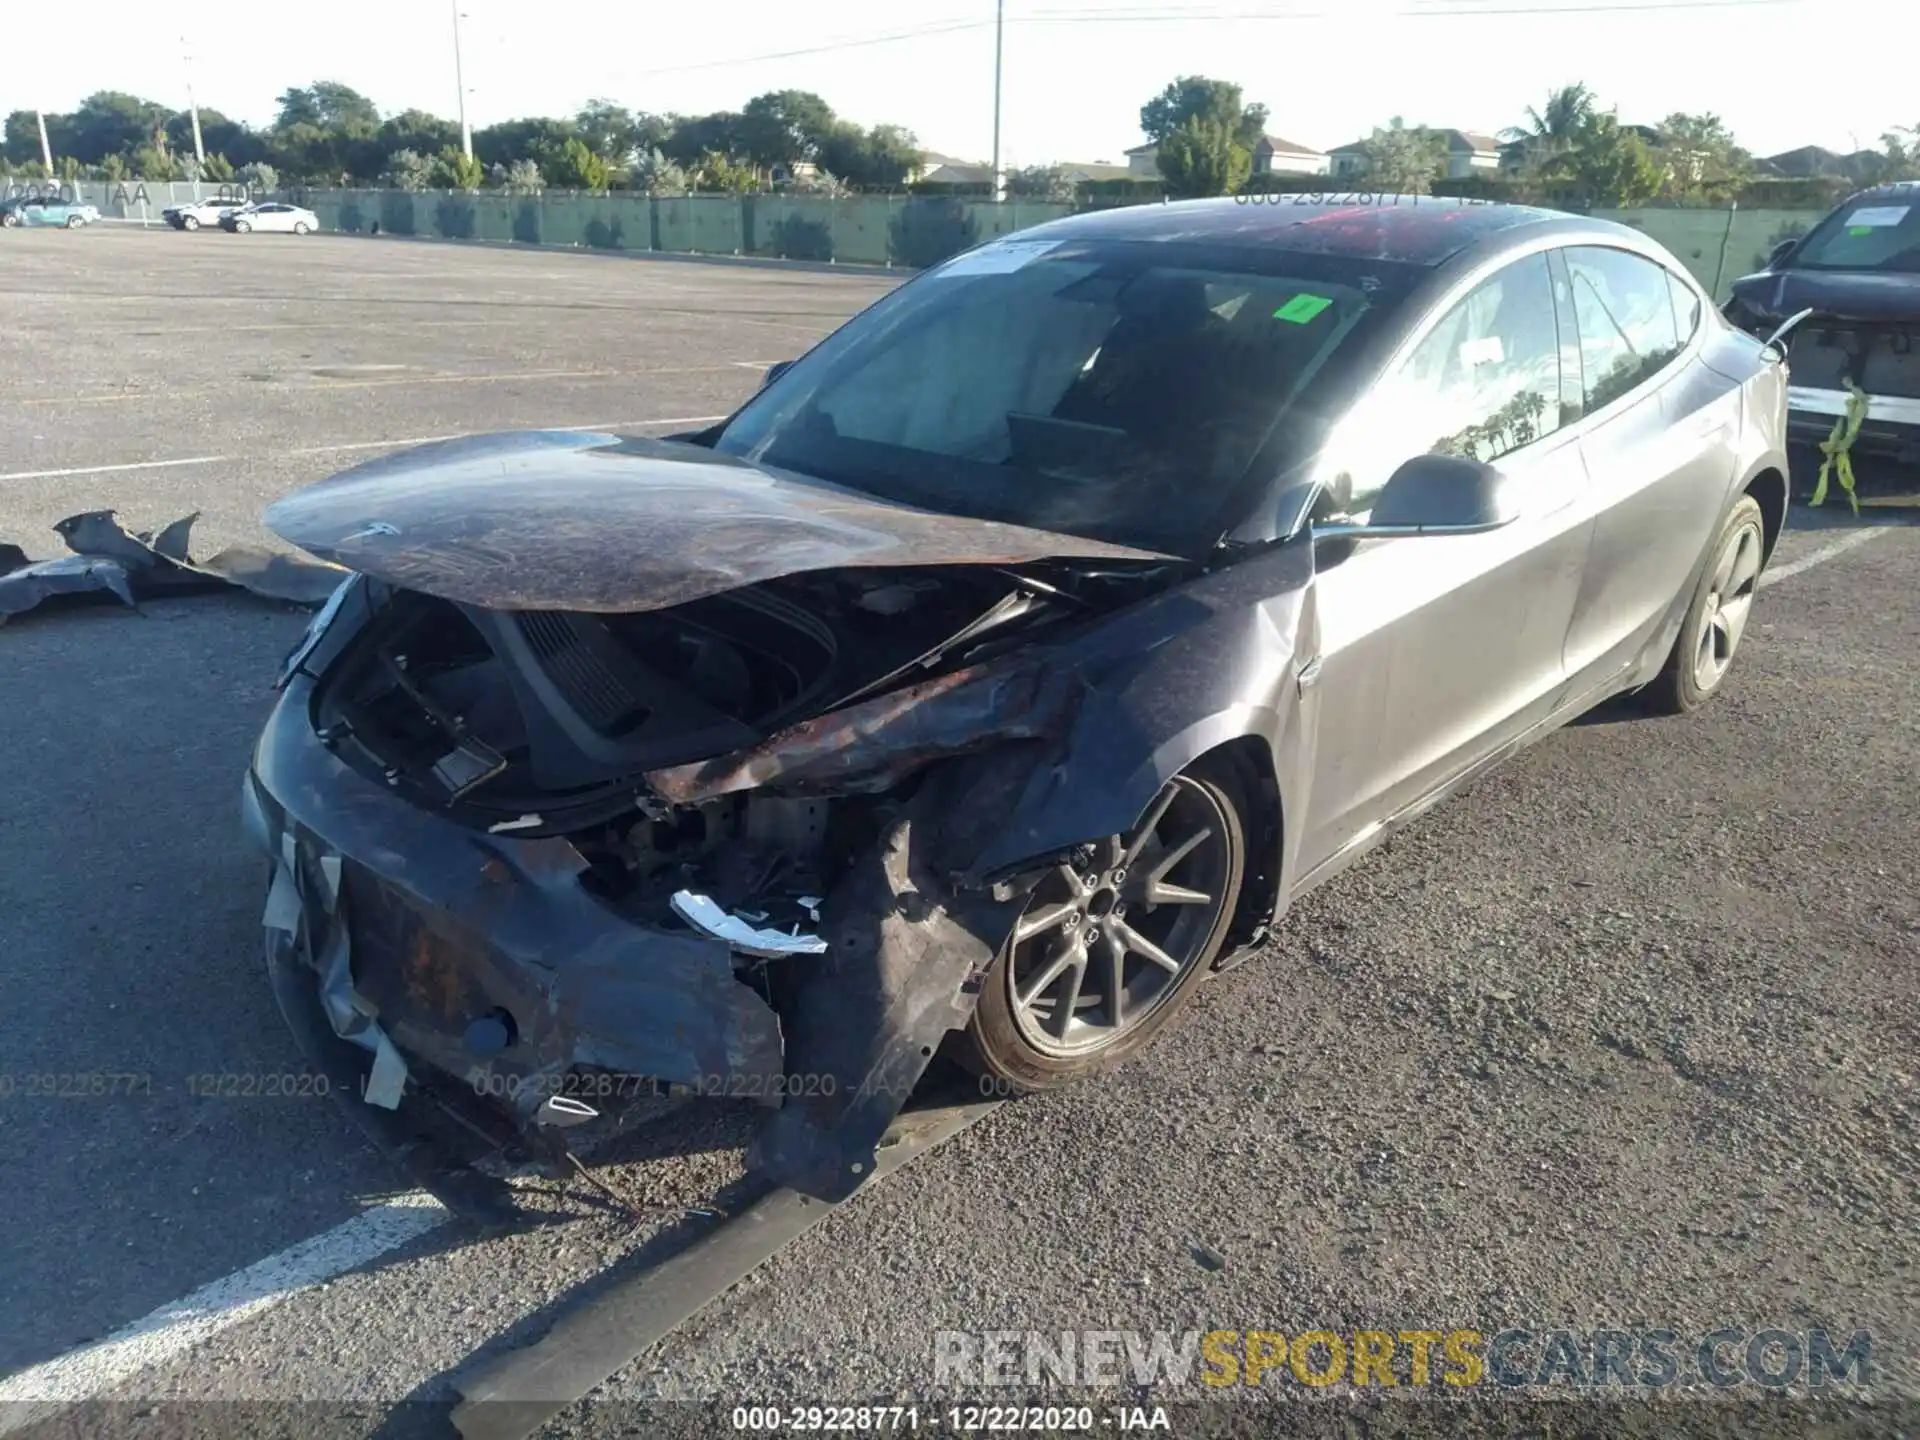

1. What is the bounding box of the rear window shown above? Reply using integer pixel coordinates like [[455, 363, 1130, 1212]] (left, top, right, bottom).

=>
[[1792, 197, 1920, 273]]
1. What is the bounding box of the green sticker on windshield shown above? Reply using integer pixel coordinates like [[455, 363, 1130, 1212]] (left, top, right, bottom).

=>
[[1273, 293, 1334, 324], [1849, 225, 1873, 236]]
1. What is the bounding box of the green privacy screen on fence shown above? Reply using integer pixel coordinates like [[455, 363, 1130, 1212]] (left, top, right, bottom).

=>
[[3, 176, 1824, 304], [286, 188, 1819, 302]]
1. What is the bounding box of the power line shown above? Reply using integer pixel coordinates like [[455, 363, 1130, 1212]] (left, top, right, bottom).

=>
[[628, 0, 1809, 79]]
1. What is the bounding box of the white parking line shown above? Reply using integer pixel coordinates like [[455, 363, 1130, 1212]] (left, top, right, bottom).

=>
[[0, 1193, 448, 1424], [0, 415, 729, 484], [1757, 527, 1888, 589]]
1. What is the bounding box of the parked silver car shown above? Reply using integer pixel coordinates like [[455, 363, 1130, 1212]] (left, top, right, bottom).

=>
[[220, 202, 320, 235], [246, 197, 1791, 1213]]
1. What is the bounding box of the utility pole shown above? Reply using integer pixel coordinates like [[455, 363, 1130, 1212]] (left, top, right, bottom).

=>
[[990, 0, 1005, 202], [182, 39, 206, 169], [36, 110, 54, 172], [452, 0, 473, 159]]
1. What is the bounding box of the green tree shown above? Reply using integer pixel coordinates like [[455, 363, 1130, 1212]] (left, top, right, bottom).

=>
[[1879, 124, 1920, 180], [202, 152, 236, 182], [1358, 118, 1447, 193], [694, 149, 758, 194], [740, 89, 837, 173], [237, 161, 277, 194], [629, 147, 687, 195], [814, 121, 918, 189], [662, 111, 752, 167], [427, 147, 485, 190], [474, 117, 576, 169], [379, 109, 460, 159], [1654, 112, 1750, 201], [1535, 113, 1663, 206], [1006, 164, 1078, 202], [1500, 84, 1596, 167], [538, 136, 610, 190], [494, 157, 545, 192], [275, 82, 380, 132], [1140, 76, 1267, 148], [379, 149, 432, 191], [1154, 116, 1251, 198], [61, 92, 172, 165], [574, 100, 638, 167]]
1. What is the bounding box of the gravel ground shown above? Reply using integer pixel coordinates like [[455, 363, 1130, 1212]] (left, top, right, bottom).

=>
[[0, 227, 1913, 1438]]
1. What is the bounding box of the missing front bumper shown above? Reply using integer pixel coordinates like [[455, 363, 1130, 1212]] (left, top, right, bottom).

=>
[[245, 678, 787, 1140]]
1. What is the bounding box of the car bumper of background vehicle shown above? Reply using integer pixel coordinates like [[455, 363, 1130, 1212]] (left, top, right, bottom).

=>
[[1787, 386, 1920, 466], [243, 677, 788, 1209]]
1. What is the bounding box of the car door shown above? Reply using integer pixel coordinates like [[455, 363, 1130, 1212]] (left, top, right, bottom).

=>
[[257, 204, 291, 232], [1296, 247, 1591, 874], [1559, 248, 1739, 691]]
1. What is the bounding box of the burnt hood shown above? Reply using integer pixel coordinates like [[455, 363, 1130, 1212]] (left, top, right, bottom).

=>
[[1728, 267, 1920, 325], [264, 430, 1173, 613]]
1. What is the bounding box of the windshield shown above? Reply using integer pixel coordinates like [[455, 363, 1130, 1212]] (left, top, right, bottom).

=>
[[712, 237, 1418, 554], [1790, 196, 1920, 273]]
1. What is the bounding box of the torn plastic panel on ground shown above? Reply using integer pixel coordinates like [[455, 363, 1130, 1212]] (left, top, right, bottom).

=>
[[0, 509, 346, 624]]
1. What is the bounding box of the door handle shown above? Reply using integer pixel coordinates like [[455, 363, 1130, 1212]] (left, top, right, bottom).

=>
[[1296, 655, 1323, 693]]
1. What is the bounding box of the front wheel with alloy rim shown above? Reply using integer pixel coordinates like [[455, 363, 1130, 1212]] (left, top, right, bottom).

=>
[[960, 755, 1247, 1091], [233, 220, 251, 233], [182, 216, 199, 230], [1642, 493, 1765, 714]]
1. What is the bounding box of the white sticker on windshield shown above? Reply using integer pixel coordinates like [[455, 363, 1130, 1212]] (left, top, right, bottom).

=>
[[1846, 206, 1909, 228], [933, 240, 1063, 277], [1458, 335, 1505, 367]]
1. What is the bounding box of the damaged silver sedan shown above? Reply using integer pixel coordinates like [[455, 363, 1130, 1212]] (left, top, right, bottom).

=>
[[244, 198, 1791, 1212]]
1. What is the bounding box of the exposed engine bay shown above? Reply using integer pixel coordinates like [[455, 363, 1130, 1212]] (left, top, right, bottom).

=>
[[300, 559, 1177, 1021]]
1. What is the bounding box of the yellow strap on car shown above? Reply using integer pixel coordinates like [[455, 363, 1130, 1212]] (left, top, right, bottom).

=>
[[1809, 379, 1868, 515]]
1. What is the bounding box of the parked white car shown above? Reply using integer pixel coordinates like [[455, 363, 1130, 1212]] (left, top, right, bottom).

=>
[[163, 198, 249, 231], [220, 203, 320, 235]]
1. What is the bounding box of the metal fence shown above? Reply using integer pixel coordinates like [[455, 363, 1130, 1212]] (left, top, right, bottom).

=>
[[5, 176, 1825, 303]]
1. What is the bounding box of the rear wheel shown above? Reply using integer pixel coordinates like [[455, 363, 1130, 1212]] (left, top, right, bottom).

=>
[[66, 214, 84, 229], [0, 212, 17, 228], [960, 756, 1246, 1091], [1641, 494, 1765, 714], [293, 220, 311, 235]]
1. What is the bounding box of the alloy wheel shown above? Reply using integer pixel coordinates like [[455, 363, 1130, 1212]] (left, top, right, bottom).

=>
[[1006, 775, 1233, 1057], [1694, 516, 1763, 692]]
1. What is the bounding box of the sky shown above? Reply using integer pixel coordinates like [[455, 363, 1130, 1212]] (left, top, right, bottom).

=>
[[8, 0, 1913, 167]]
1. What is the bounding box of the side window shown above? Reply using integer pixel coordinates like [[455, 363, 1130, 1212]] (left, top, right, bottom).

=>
[[1330, 253, 1566, 514], [1565, 247, 1683, 413], [1668, 269, 1702, 342]]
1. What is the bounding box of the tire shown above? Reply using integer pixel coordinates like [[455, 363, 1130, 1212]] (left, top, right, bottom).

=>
[[293, 221, 311, 235], [66, 214, 84, 228], [0, 212, 17, 228], [1641, 494, 1766, 715], [960, 754, 1247, 1092], [182, 215, 199, 231], [234, 220, 251, 233]]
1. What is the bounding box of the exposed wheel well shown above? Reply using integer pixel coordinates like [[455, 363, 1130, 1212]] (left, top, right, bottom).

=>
[[1203, 735, 1283, 956], [1746, 467, 1788, 563]]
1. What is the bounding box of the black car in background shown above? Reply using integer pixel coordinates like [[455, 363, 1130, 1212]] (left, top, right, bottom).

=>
[[1725, 180, 1920, 468]]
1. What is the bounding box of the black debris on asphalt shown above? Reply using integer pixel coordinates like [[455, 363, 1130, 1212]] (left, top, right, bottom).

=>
[[0, 509, 344, 625]]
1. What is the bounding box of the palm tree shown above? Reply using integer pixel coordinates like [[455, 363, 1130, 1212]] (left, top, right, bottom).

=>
[[1500, 84, 1597, 167]]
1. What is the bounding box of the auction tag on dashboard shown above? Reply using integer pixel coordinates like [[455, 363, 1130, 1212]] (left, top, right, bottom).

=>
[[1845, 206, 1909, 228], [933, 239, 1063, 276]]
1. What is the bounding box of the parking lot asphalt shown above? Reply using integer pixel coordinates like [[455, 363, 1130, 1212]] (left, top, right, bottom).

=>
[[0, 227, 1914, 1434]]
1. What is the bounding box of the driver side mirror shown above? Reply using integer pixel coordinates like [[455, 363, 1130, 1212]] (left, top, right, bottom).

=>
[[1768, 238, 1798, 267], [761, 359, 794, 390], [1312, 453, 1520, 540]]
